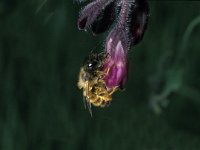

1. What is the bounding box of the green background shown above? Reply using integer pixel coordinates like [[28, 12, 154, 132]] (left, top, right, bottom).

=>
[[0, 0, 200, 149]]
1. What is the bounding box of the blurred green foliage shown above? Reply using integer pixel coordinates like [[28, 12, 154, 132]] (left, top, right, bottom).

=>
[[0, 0, 200, 150]]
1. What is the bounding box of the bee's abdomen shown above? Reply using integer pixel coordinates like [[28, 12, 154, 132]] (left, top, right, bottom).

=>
[[85, 81, 116, 107]]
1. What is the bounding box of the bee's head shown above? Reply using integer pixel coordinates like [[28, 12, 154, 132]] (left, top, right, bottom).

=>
[[83, 53, 101, 73], [87, 60, 98, 71]]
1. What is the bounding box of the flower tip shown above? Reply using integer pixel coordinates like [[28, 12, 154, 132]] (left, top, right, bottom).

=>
[[103, 40, 128, 89]]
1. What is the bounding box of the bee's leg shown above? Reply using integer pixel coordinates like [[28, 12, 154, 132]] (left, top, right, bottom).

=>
[[96, 70, 106, 78], [100, 100, 107, 107], [97, 67, 110, 78], [96, 67, 111, 79], [93, 85, 112, 101], [97, 87, 118, 102], [98, 94, 112, 102], [98, 78, 106, 83], [92, 98, 102, 107], [96, 85, 117, 101], [89, 95, 97, 103], [94, 85, 106, 94], [100, 100, 111, 107], [109, 86, 118, 95], [104, 67, 110, 75]]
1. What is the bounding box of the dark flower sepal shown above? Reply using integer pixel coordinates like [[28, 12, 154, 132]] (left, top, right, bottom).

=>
[[77, 0, 115, 35]]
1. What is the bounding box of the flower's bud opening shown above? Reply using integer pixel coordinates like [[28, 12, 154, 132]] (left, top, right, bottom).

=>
[[103, 39, 128, 89]]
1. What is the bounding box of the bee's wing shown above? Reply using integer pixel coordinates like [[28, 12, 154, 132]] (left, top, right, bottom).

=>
[[82, 96, 92, 117], [86, 100, 93, 117], [82, 95, 87, 109], [87, 82, 93, 117]]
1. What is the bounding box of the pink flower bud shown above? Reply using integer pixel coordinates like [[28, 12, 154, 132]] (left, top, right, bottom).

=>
[[103, 33, 129, 89]]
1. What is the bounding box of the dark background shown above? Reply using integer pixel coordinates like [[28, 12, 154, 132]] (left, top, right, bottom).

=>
[[0, 0, 200, 149]]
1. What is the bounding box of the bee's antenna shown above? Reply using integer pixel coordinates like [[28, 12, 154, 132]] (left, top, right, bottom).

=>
[[90, 41, 103, 53], [90, 49, 94, 54]]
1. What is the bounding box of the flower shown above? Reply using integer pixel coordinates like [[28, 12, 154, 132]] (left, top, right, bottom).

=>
[[77, 0, 149, 43], [102, 28, 129, 89], [77, 0, 150, 107]]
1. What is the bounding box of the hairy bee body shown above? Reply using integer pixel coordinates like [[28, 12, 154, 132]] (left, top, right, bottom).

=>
[[78, 52, 117, 109]]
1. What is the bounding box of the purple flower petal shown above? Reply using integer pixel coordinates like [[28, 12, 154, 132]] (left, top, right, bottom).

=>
[[103, 39, 128, 89]]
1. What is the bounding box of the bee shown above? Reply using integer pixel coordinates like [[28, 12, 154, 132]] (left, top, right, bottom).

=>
[[77, 52, 118, 115]]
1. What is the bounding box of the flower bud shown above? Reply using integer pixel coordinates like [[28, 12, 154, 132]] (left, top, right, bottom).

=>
[[103, 28, 129, 89], [129, 0, 150, 45]]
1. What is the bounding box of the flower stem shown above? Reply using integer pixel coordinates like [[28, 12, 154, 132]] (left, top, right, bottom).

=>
[[118, 0, 134, 28]]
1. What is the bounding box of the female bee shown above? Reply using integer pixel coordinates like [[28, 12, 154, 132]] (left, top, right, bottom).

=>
[[77, 52, 118, 115]]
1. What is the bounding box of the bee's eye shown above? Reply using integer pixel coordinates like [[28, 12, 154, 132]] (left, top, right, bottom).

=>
[[88, 63, 93, 67], [88, 61, 98, 69]]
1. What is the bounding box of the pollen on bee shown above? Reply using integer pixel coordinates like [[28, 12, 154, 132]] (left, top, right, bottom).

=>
[[77, 52, 119, 109]]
